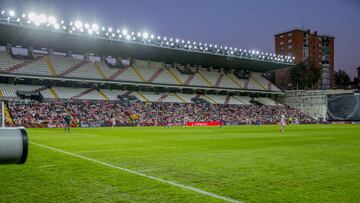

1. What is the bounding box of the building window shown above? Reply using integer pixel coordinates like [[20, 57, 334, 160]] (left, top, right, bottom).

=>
[[280, 35, 284, 38], [280, 41, 284, 45], [280, 48, 285, 52], [288, 45, 292, 49], [288, 33, 293, 37], [288, 39, 292, 43]]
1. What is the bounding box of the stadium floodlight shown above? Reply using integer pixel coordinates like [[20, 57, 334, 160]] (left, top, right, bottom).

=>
[[75, 20, 83, 29], [164, 37, 167, 41], [62, 25, 66, 30], [170, 38, 173, 42], [28, 12, 37, 22], [224, 46, 228, 50], [84, 23, 90, 29], [175, 38, 179, 43], [234, 48, 237, 51], [256, 51, 260, 55], [91, 24, 98, 31], [22, 13, 26, 18], [187, 41, 190, 44], [101, 26, 105, 31], [108, 27, 113, 32], [80, 28, 84, 32], [142, 32, 149, 39], [111, 33, 115, 37], [9, 10, 15, 17], [251, 50, 255, 54], [214, 45, 218, 48], [38, 14, 47, 24], [15, 18, 20, 22], [204, 43, 207, 47], [116, 29, 120, 33], [157, 36, 161, 40], [292, 56, 295, 60], [181, 40, 185, 43], [122, 29, 128, 35], [118, 34, 122, 38], [48, 16, 56, 24], [209, 44, 212, 47], [193, 41, 196, 45], [1, 10, 5, 15], [131, 32, 135, 36], [61, 20, 64, 25], [126, 35, 131, 40], [71, 27, 76, 31], [137, 32, 141, 37], [88, 29, 93, 34], [150, 34, 154, 39], [54, 24, 60, 29]]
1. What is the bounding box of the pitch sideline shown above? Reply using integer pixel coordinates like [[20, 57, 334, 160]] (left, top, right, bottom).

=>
[[30, 142, 242, 203]]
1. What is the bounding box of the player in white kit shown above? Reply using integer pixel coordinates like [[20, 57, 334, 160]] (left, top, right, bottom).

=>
[[280, 114, 286, 133], [112, 117, 116, 128]]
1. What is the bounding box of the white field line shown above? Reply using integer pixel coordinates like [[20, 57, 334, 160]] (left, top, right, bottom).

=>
[[30, 142, 241, 203], [73, 146, 193, 153]]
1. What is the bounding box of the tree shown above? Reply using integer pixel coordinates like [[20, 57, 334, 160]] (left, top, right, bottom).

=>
[[290, 61, 321, 89], [334, 69, 351, 88]]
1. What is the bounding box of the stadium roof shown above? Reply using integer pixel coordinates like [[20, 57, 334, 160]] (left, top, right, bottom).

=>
[[0, 10, 294, 72]]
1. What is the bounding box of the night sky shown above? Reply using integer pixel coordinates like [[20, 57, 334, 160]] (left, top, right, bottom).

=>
[[1, 0, 359, 77]]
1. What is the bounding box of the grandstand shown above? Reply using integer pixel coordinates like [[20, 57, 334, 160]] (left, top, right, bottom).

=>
[[0, 8, 318, 128]]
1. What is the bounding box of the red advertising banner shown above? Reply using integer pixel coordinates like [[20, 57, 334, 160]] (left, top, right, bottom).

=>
[[186, 121, 221, 126]]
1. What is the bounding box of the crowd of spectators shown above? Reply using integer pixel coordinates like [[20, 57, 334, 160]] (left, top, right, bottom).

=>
[[7, 100, 315, 128]]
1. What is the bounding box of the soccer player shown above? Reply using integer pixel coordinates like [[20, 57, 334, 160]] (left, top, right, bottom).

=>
[[64, 113, 72, 133], [280, 114, 286, 133], [112, 117, 116, 128]]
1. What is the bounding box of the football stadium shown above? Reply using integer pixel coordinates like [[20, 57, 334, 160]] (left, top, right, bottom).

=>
[[1, 2, 360, 203]]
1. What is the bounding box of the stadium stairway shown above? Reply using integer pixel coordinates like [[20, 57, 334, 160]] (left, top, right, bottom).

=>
[[175, 94, 187, 103], [135, 92, 150, 102], [3, 56, 44, 73], [226, 74, 243, 89], [165, 68, 183, 85], [214, 74, 224, 87], [198, 72, 213, 86], [147, 69, 164, 83], [224, 95, 230, 104], [58, 61, 89, 77], [49, 87, 60, 99], [250, 75, 267, 90], [98, 89, 110, 101], [94, 63, 107, 80], [44, 56, 57, 76], [71, 88, 96, 99], [157, 95, 168, 102], [108, 66, 128, 80], [244, 79, 250, 89], [202, 95, 218, 104], [232, 96, 249, 105], [0, 88, 3, 98], [130, 66, 146, 82], [184, 74, 195, 85]]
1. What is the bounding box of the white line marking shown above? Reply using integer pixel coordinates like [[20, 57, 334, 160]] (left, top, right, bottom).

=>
[[30, 142, 241, 203], [74, 146, 193, 153]]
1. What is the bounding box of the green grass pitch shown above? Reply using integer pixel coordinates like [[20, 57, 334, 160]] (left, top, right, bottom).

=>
[[1, 124, 360, 202]]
